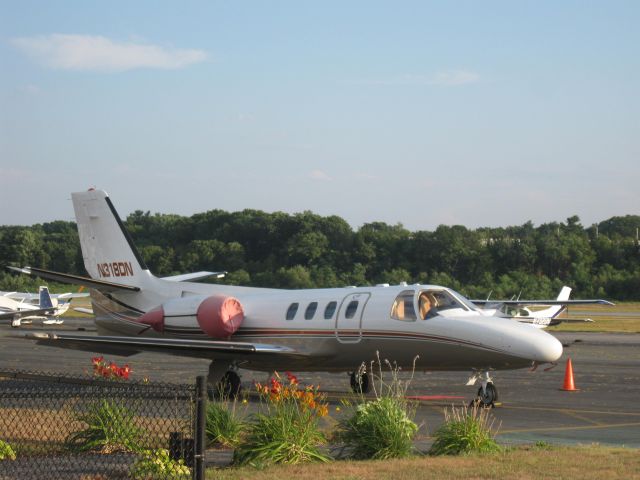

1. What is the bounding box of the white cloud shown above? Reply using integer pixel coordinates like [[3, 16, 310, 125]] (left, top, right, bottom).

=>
[[310, 170, 332, 181], [11, 34, 207, 72], [19, 84, 41, 95], [347, 70, 480, 86], [430, 70, 480, 86]]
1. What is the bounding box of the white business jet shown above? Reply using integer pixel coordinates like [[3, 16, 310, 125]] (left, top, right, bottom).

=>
[[11, 189, 563, 406], [472, 286, 614, 328]]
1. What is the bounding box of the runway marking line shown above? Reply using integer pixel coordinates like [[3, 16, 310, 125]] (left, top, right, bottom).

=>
[[498, 421, 640, 435], [501, 404, 640, 417], [560, 409, 607, 426]]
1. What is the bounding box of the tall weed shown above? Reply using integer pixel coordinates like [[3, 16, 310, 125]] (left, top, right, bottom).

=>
[[429, 403, 502, 455], [206, 398, 246, 448]]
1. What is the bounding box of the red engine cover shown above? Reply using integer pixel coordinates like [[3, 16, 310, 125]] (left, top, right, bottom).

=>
[[196, 295, 244, 338]]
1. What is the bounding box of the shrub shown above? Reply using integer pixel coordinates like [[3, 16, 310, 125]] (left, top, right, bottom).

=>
[[233, 372, 331, 466], [338, 396, 417, 459], [336, 355, 419, 459], [0, 439, 16, 461], [205, 399, 246, 448], [65, 399, 142, 453], [130, 449, 191, 479], [429, 404, 502, 455]]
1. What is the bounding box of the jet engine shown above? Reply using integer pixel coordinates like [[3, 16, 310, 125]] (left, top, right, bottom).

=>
[[137, 295, 244, 338]]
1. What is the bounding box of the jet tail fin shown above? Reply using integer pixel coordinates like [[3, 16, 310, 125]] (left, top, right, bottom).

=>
[[71, 189, 151, 287]]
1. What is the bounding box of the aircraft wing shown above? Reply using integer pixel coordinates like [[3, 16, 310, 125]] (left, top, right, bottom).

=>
[[22, 332, 308, 361], [7, 266, 139, 293], [472, 299, 614, 306]]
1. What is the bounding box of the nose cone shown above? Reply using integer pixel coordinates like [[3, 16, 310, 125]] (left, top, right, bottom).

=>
[[529, 331, 563, 363], [482, 316, 564, 364]]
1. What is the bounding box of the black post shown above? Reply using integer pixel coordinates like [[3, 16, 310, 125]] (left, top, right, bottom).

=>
[[194, 375, 207, 480]]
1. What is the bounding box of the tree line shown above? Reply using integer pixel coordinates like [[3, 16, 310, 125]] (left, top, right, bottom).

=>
[[1, 210, 639, 301]]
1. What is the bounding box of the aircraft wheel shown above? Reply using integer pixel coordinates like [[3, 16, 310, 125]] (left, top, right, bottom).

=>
[[350, 372, 370, 394], [474, 382, 498, 408], [215, 371, 242, 399]]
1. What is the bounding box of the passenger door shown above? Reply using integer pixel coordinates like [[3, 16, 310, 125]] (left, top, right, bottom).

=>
[[335, 292, 370, 343]]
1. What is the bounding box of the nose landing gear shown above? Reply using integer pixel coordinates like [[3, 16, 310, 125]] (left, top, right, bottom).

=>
[[468, 371, 499, 408]]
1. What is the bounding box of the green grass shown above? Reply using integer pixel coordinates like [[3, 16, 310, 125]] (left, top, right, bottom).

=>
[[550, 303, 640, 333], [209, 445, 640, 480]]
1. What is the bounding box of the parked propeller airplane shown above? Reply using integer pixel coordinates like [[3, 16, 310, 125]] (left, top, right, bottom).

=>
[[0, 286, 85, 327], [9, 189, 564, 406], [472, 286, 614, 328]]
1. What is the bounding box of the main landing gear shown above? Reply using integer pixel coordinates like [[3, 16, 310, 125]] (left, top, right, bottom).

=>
[[207, 362, 242, 399], [468, 371, 499, 408], [349, 371, 370, 394]]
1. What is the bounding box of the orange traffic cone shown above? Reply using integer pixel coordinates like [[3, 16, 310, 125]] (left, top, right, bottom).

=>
[[561, 358, 579, 391]]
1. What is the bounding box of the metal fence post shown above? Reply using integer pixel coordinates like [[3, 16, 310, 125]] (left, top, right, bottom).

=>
[[194, 375, 207, 480]]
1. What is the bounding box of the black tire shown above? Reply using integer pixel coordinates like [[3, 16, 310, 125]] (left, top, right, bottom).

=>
[[475, 382, 498, 408], [350, 372, 370, 394], [216, 371, 242, 399]]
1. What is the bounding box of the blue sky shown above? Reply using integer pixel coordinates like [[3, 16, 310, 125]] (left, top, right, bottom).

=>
[[1, 1, 638, 230]]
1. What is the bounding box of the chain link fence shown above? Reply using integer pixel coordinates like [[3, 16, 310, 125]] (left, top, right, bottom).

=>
[[0, 370, 206, 479]]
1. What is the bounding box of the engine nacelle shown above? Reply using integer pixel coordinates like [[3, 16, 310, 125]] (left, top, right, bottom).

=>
[[138, 295, 244, 338]]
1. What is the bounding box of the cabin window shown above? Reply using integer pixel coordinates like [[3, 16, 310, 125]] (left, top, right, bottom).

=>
[[391, 290, 417, 321], [345, 300, 359, 319], [324, 301, 337, 319], [286, 303, 299, 320], [305, 302, 318, 320]]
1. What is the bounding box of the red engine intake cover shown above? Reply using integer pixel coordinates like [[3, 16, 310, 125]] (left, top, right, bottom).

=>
[[197, 295, 244, 338]]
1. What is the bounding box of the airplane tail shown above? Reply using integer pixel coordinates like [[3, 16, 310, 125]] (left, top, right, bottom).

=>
[[557, 286, 571, 302], [71, 189, 151, 287], [39, 286, 55, 309], [535, 286, 572, 319]]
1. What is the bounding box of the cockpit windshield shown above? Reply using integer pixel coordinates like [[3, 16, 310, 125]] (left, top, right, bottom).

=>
[[447, 289, 481, 312], [417, 289, 472, 319], [391, 288, 477, 322]]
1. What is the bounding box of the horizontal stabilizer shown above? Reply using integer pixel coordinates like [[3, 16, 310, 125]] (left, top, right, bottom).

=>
[[73, 307, 95, 315], [162, 271, 227, 282], [7, 266, 140, 293]]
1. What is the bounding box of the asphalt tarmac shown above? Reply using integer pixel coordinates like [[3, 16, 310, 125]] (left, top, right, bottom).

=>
[[1, 320, 639, 449]]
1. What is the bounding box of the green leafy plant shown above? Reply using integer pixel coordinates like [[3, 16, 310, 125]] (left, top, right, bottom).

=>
[[336, 354, 419, 459], [429, 403, 502, 455], [205, 399, 246, 448], [65, 399, 142, 453], [130, 449, 191, 479], [0, 439, 16, 461], [233, 372, 331, 466]]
